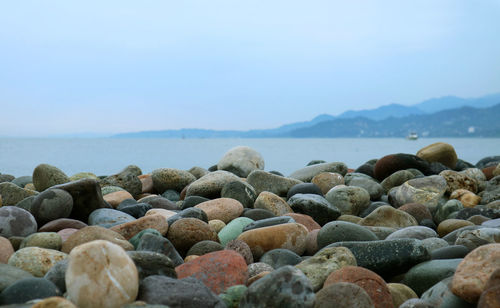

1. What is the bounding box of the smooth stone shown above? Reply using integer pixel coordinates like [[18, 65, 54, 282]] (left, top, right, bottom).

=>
[[311, 172, 345, 195], [38, 218, 87, 232], [31, 296, 77, 307], [103, 190, 134, 208], [381, 170, 416, 193], [305, 229, 320, 255], [286, 183, 323, 200], [387, 283, 418, 308], [137, 275, 225, 307], [283, 213, 321, 231], [129, 229, 162, 250], [391, 175, 447, 210], [314, 282, 375, 308], [440, 170, 478, 194], [110, 214, 169, 240], [8, 236, 24, 251], [437, 219, 475, 237], [32, 164, 69, 192], [346, 175, 384, 200], [0, 236, 14, 263], [398, 203, 433, 224], [254, 191, 292, 216], [43, 259, 67, 293], [145, 208, 177, 221], [324, 265, 393, 308], [449, 189, 481, 208], [100, 166, 142, 197], [226, 239, 254, 265], [317, 221, 378, 249], [0, 206, 37, 239], [136, 233, 183, 267], [151, 168, 196, 194], [417, 142, 458, 169], [456, 207, 500, 220], [0, 174, 15, 182], [219, 285, 247, 308], [217, 146, 265, 177], [181, 195, 209, 209], [402, 259, 462, 296], [359, 201, 389, 218], [385, 226, 438, 240], [117, 202, 152, 218], [166, 218, 218, 255], [218, 217, 254, 246], [186, 170, 242, 199], [69, 172, 98, 181], [88, 208, 135, 228], [221, 180, 257, 208], [434, 199, 464, 224], [287, 193, 341, 226], [295, 246, 357, 291], [167, 207, 207, 226], [11, 176, 33, 188], [66, 240, 139, 308], [242, 216, 295, 232], [337, 214, 362, 224], [325, 239, 431, 277], [8, 247, 67, 277], [242, 208, 276, 221], [247, 170, 303, 196], [0, 264, 34, 292], [477, 156, 500, 169], [101, 185, 125, 195], [175, 250, 248, 294], [208, 219, 226, 233], [260, 248, 302, 269], [247, 262, 274, 277], [61, 225, 133, 253], [399, 299, 435, 308], [52, 179, 111, 223], [138, 195, 178, 211], [442, 225, 484, 244], [186, 240, 224, 256], [0, 183, 38, 206], [373, 153, 431, 182], [455, 228, 500, 250], [161, 189, 180, 201], [431, 245, 469, 260], [325, 185, 371, 216], [422, 276, 475, 308], [14, 195, 36, 212], [365, 226, 398, 240], [194, 198, 244, 223], [478, 285, 500, 308], [188, 166, 209, 179], [289, 162, 348, 182], [19, 232, 62, 250], [482, 218, 500, 228], [239, 265, 314, 308], [359, 205, 418, 228], [421, 238, 450, 255], [237, 223, 308, 259], [0, 278, 61, 305], [126, 251, 176, 280]]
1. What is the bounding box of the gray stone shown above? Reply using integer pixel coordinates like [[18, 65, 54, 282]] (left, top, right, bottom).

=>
[[10, 176, 32, 188], [0, 264, 34, 293], [392, 175, 447, 211], [0, 206, 37, 238], [381, 170, 415, 192], [136, 233, 183, 267], [242, 216, 295, 232], [221, 180, 257, 208], [286, 183, 323, 200], [43, 259, 68, 293], [430, 245, 469, 260], [151, 168, 196, 193], [100, 167, 143, 197], [402, 259, 462, 296], [385, 226, 438, 240], [247, 170, 302, 196], [0, 277, 61, 305], [186, 240, 224, 256], [454, 227, 500, 250], [188, 166, 209, 179], [260, 248, 302, 269], [420, 237, 450, 254], [289, 162, 348, 182], [247, 262, 274, 277], [0, 183, 38, 206], [217, 146, 265, 177], [325, 185, 371, 216], [346, 174, 384, 200], [287, 193, 340, 225], [317, 221, 378, 249], [30, 188, 73, 225], [32, 163, 69, 191], [434, 200, 464, 224], [127, 251, 176, 280], [88, 208, 136, 228], [186, 170, 242, 199], [421, 277, 475, 308]]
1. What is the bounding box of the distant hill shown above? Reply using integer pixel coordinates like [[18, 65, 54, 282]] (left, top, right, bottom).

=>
[[337, 103, 424, 120]]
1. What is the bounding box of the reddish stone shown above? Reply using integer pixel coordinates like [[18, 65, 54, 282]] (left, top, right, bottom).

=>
[[138, 174, 154, 193], [38, 218, 88, 232], [478, 285, 500, 308], [398, 203, 432, 223], [57, 228, 78, 242], [110, 214, 169, 240], [179, 184, 189, 201], [324, 265, 394, 308], [283, 213, 321, 231], [482, 166, 496, 181], [305, 229, 320, 255], [175, 250, 248, 294], [0, 236, 14, 263]]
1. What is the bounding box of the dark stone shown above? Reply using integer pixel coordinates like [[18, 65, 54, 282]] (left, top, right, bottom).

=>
[[181, 196, 210, 210], [88, 208, 135, 228], [359, 201, 389, 218], [421, 276, 475, 308], [14, 196, 36, 213], [208, 165, 218, 172], [242, 216, 295, 232], [374, 153, 431, 182], [287, 183, 323, 200], [0, 264, 34, 293], [317, 221, 378, 249], [141, 196, 178, 211], [454, 159, 475, 171], [52, 179, 111, 223], [259, 249, 302, 269], [161, 189, 181, 202], [30, 189, 73, 225], [186, 240, 224, 256], [430, 245, 469, 260], [167, 207, 207, 226], [129, 229, 163, 250], [43, 259, 68, 293], [136, 233, 184, 267], [325, 239, 431, 277], [0, 206, 37, 238], [100, 166, 142, 197], [127, 251, 176, 280], [137, 275, 225, 307], [242, 208, 276, 221], [307, 160, 326, 166], [355, 162, 376, 178], [118, 198, 137, 207], [455, 208, 500, 220], [221, 181, 257, 208], [476, 156, 500, 169], [117, 202, 153, 218], [420, 219, 437, 230], [429, 162, 450, 175], [0, 278, 61, 305], [287, 193, 340, 225]]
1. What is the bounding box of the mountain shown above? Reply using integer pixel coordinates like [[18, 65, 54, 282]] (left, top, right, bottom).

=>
[[337, 103, 424, 120], [414, 93, 500, 113]]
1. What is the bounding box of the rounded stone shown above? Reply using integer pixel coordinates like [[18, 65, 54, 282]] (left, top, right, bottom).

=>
[[314, 282, 375, 308], [254, 191, 292, 216], [317, 221, 378, 249], [260, 248, 302, 269], [381, 170, 416, 193], [186, 240, 224, 256], [32, 163, 69, 192], [455, 228, 500, 251], [38, 218, 87, 232], [391, 175, 447, 210], [217, 146, 265, 178], [219, 285, 248, 308], [311, 172, 345, 195], [0, 182, 38, 206], [186, 170, 242, 199], [126, 250, 176, 280], [0, 206, 37, 238], [88, 208, 135, 228], [417, 142, 458, 169], [29, 189, 73, 225], [43, 259, 68, 293], [287, 183, 323, 200], [31, 296, 77, 308], [450, 189, 481, 208], [387, 283, 418, 308], [8, 247, 67, 277], [66, 240, 139, 308], [247, 170, 303, 197], [401, 259, 462, 296], [287, 193, 341, 226], [61, 225, 133, 253], [194, 198, 244, 223], [0, 236, 15, 264], [19, 232, 62, 250], [242, 208, 276, 221], [283, 213, 321, 231], [440, 170, 478, 194], [435, 200, 464, 224], [385, 226, 438, 240], [430, 245, 469, 260], [0, 277, 61, 305], [289, 162, 348, 182], [167, 218, 219, 255], [208, 219, 226, 233], [220, 180, 257, 208], [103, 190, 134, 208], [151, 168, 196, 193], [437, 219, 475, 237], [325, 185, 371, 216], [110, 214, 169, 240], [10, 176, 33, 188], [247, 262, 274, 277], [359, 205, 418, 228], [374, 153, 431, 182], [225, 239, 254, 265], [0, 263, 34, 293], [218, 217, 254, 246], [398, 203, 433, 224], [345, 173, 384, 200]]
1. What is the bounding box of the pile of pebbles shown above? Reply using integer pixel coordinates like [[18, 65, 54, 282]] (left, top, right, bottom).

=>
[[1, 143, 500, 307]]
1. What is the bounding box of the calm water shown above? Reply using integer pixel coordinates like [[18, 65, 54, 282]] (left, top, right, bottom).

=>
[[1, 138, 499, 177]]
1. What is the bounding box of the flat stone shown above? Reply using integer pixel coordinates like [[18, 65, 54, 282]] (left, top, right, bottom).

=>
[[437, 219, 475, 237], [431, 245, 469, 260], [242, 216, 295, 232], [38, 218, 87, 232], [283, 213, 321, 231], [289, 162, 348, 182], [391, 175, 447, 211], [317, 221, 378, 249], [103, 190, 134, 208], [422, 276, 474, 308], [186, 240, 224, 256], [385, 226, 438, 240]]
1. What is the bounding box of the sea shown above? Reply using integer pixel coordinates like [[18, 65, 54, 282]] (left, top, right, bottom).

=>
[[1, 138, 499, 177]]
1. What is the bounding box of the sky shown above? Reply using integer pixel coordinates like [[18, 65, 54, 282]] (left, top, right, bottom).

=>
[[1, 0, 500, 137]]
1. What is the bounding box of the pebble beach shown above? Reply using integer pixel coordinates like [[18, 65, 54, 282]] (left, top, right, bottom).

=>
[[1, 142, 500, 308]]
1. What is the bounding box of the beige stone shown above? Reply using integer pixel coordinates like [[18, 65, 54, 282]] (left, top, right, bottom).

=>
[[0, 235, 14, 263], [110, 214, 168, 240], [32, 296, 77, 308], [61, 226, 134, 253], [138, 174, 154, 193], [253, 191, 293, 216], [387, 283, 418, 308], [311, 172, 344, 195], [450, 189, 481, 208], [145, 208, 177, 220], [437, 219, 475, 237], [103, 190, 134, 208], [359, 206, 418, 228], [8, 247, 67, 277], [208, 219, 226, 233], [194, 198, 244, 223]]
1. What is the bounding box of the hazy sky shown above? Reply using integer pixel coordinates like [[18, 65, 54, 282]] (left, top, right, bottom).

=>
[[1, 1, 500, 136]]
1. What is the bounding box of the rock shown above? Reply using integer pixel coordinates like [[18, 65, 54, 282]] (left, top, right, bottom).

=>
[[247, 170, 303, 196], [176, 250, 247, 294], [402, 259, 462, 296], [417, 142, 458, 169], [186, 170, 242, 199], [8, 247, 67, 277], [101, 185, 125, 195], [346, 173, 384, 200], [117, 202, 152, 219], [242, 216, 295, 232], [324, 265, 393, 308], [188, 166, 209, 179], [0, 278, 61, 305], [32, 296, 77, 308], [381, 170, 416, 193], [226, 239, 254, 265], [166, 218, 218, 255], [0, 236, 14, 263], [0, 264, 34, 293], [365, 226, 398, 240], [19, 232, 62, 250], [283, 213, 321, 231], [167, 207, 207, 225], [325, 185, 371, 216], [311, 172, 344, 195], [186, 240, 223, 256], [387, 283, 418, 308], [422, 276, 474, 308], [145, 208, 176, 221], [435, 199, 464, 224], [221, 180, 257, 208], [136, 233, 183, 267], [391, 175, 447, 210], [52, 179, 111, 223], [10, 176, 32, 188], [467, 215, 491, 225], [217, 146, 265, 177], [208, 219, 226, 233], [440, 170, 478, 194], [296, 246, 357, 291], [398, 203, 433, 223], [181, 195, 209, 209], [30, 189, 73, 225], [476, 156, 500, 169], [0, 182, 38, 206], [66, 240, 139, 308], [219, 285, 247, 308], [69, 172, 98, 182], [88, 208, 135, 228], [137, 275, 225, 307], [315, 282, 375, 308], [240, 265, 314, 308], [242, 208, 276, 221], [455, 228, 500, 250], [478, 284, 500, 308], [161, 188, 180, 201], [139, 195, 178, 210], [451, 243, 500, 303], [0, 174, 15, 183], [359, 201, 389, 218], [110, 214, 169, 240], [100, 166, 143, 197], [317, 221, 378, 249], [306, 229, 320, 255], [38, 218, 87, 232], [287, 183, 323, 200], [431, 245, 469, 260], [359, 205, 418, 228], [151, 168, 196, 193], [129, 229, 162, 250], [450, 189, 481, 208], [385, 226, 438, 240], [32, 164, 69, 191], [325, 239, 431, 277], [0, 206, 37, 238], [247, 262, 274, 278], [437, 219, 475, 237], [289, 162, 348, 183], [254, 191, 292, 216], [61, 225, 133, 253], [287, 193, 341, 225], [14, 195, 35, 212], [260, 248, 302, 269], [126, 251, 176, 280], [237, 223, 308, 259], [374, 154, 431, 182], [43, 259, 68, 293], [103, 190, 134, 208], [194, 198, 244, 223], [218, 217, 254, 246], [442, 225, 483, 244]]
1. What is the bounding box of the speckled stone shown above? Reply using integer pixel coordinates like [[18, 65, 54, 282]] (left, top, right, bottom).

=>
[[314, 282, 375, 308], [247, 170, 303, 196], [317, 221, 378, 249], [151, 168, 196, 193], [19, 232, 62, 250], [61, 225, 134, 253], [166, 218, 218, 255], [324, 185, 371, 216], [254, 191, 293, 216], [32, 163, 69, 192], [402, 259, 462, 296], [311, 172, 345, 195], [221, 180, 257, 208], [391, 175, 447, 211], [8, 247, 67, 277], [0, 182, 38, 206], [186, 170, 242, 199], [110, 214, 169, 240]]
